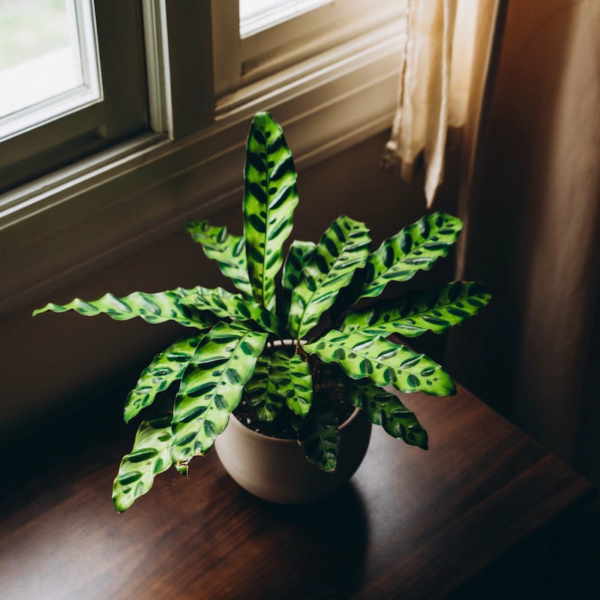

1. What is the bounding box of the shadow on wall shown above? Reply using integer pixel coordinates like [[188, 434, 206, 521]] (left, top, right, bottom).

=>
[[0, 131, 461, 444]]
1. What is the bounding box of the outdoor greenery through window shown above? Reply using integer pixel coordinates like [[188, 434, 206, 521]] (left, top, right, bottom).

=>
[[0, 0, 100, 141]]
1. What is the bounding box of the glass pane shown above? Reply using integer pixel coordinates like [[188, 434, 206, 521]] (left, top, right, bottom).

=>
[[240, 0, 333, 37], [0, 0, 100, 138]]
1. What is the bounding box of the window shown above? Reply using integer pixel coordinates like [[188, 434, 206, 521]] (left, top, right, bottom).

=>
[[0, 0, 148, 192], [239, 0, 333, 37], [0, 0, 100, 140], [0, 0, 406, 316], [213, 0, 405, 97]]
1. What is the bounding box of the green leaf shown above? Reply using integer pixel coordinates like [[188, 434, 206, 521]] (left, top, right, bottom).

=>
[[170, 322, 267, 467], [288, 215, 371, 339], [305, 330, 456, 396], [340, 377, 428, 449], [245, 349, 313, 420], [243, 112, 299, 312], [179, 286, 283, 336], [280, 352, 313, 417], [353, 212, 463, 302], [293, 396, 339, 472], [186, 220, 252, 297], [112, 415, 174, 512], [124, 334, 204, 423], [244, 354, 284, 422], [32, 288, 217, 330], [341, 281, 491, 338], [281, 240, 316, 315]]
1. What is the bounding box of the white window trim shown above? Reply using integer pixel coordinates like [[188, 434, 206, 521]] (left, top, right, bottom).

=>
[[0, 1, 406, 317], [213, 0, 405, 96]]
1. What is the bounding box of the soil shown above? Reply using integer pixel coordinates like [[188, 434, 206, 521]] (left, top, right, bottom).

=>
[[234, 351, 355, 440]]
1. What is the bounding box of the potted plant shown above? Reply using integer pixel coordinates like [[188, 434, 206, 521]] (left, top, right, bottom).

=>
[[33, 112, 490, 511]]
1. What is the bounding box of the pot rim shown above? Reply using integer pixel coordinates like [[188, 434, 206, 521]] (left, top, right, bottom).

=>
[[228, 405, 362, 445]]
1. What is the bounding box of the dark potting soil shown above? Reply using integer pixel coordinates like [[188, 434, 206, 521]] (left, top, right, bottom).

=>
[[233, 356, 355, 440]]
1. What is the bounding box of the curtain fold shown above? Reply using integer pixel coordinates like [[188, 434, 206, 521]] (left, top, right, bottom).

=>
[[382, 0, 501, 207], [446, 0, 600, 479]]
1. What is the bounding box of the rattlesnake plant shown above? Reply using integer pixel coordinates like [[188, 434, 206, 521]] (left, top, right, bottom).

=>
[[34, 112, 490, 512]]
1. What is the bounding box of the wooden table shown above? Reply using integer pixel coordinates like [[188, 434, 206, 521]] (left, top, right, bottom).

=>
[[0, 383, 593, 600]]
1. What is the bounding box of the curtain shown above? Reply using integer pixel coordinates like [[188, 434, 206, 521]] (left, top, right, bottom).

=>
[[446, 0, 600, 483], [382, 0, 502, 206]]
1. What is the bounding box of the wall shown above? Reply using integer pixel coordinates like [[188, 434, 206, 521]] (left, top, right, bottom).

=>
[[0, 132, 458, 443], [447, 0, 600, 473]]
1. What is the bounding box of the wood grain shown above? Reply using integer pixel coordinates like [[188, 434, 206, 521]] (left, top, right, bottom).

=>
[[0, 384, 592, 600]]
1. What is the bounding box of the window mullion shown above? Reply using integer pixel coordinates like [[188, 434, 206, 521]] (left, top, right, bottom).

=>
[[154, 0, 216, 139]]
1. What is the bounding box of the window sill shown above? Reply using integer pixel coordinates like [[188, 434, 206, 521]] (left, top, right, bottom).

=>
[[0, 17, 404, 317]]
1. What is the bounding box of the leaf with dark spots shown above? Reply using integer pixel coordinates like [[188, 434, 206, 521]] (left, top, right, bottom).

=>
[[351, 213, 463, 301], [244, 113, 299, 312], [113, 415, 175, 511], [179, 287, 282, 335], [305, 331, 453, 396], [127, 448, 160, 463], [117, 472, 142, 485], [383, 244, 395, 268], [339, 377, 428, 448], [180, 405, 208, 423], [315, 253, 330, 274], [124, 334, 204, 423], [186, 381, 218, 398], [252, 129, 266, 144], [248, 213, 267, 234], [407, 374, 420, 388], [288, 216, 370, 339], [268, 185, 294, 212], [204, 420, 218, 438], [225, 368, 242, 384], [186, 220, 252, 297], [247, 152, 266, 172]]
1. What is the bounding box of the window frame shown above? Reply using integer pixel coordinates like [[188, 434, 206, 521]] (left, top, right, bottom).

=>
[[213, 0, 405, 96], [0, 0, 406, 317], [0, 0, 149, 193]]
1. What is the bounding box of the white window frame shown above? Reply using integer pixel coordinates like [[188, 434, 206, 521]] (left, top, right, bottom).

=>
[[213, 0, 406, 96], [0, 0, 406, 317], [0, 0, 150, 193]]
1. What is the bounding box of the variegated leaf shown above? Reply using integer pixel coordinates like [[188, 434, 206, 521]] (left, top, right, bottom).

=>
[[340, 377, 428, 449], [33, 289, 217, 330], [341, 281, 491, 338], [351, 212, 463, 302], [244, 112, 299, 312], [179, 286, 283, 336], [113, 415, 173, 512], [293, 396, 339, 472], [244, 354, 284, 422], [279, 352, 313, 417], [186, 220, 252, 297], [305, 330, 455, 396], [245, 349, 313, 420], [124, 334, 204, 423], [171, 322, 267, 467], [281, 240, 315, 315], [288, 216, 371, 340]]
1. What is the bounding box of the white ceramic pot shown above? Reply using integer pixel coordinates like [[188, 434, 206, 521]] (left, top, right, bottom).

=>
[[215, 406, 372, 504]]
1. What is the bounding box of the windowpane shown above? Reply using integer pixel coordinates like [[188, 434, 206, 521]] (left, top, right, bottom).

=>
[[240, 0, 333, 37], [0, 0, 100, 140]]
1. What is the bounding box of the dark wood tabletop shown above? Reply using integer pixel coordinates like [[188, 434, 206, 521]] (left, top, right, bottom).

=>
[[0, 383, 593, 600]]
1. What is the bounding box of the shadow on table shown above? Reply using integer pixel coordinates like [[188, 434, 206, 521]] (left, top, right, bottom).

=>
[[234, 482, 369, 600]]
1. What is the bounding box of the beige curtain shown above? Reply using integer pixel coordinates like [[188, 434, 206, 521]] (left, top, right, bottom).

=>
[[382, 0, 502, 206], [446, 0, 600, 483]]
